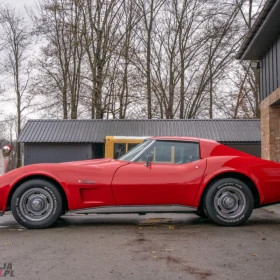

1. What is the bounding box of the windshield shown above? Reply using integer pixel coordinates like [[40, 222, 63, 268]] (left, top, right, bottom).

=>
[[118, 140, 153, 161]]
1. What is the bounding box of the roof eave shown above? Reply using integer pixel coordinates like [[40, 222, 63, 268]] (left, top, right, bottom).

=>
[[236, 0, 280, 60]]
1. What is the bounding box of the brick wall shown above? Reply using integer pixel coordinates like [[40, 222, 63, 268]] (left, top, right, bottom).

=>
[[261, 87, 280, 161]]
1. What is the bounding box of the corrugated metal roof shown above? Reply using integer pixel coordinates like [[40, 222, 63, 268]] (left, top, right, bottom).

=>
[[236, 0, 280, 60], [18, 119, 260, 143]]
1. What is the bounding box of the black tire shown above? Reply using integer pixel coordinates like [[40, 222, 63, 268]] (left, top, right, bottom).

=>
[[11, 179, 63, 229], [203, 178, 254, 226]]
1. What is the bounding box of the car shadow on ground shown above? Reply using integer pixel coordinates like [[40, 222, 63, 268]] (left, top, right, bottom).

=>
[[49, 212, 280, 229], [1, 209, 280, 229], [54, 215, 205, 227]]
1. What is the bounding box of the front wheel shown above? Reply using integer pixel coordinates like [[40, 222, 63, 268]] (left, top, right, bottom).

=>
[[11, 179, 63, 229], [204, 178, 254, 226]]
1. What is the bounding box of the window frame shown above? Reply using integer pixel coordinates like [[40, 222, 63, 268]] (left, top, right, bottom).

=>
[[131, 140, 200, 164]]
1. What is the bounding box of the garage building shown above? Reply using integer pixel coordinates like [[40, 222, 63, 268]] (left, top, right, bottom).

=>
[[18, 119, 260, 165]]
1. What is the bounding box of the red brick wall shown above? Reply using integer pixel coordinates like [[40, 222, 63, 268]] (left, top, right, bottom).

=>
[[261, 87, 280, 161]]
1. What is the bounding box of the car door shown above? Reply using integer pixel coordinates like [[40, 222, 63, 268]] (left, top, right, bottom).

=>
[[111, 140, 207, 206]]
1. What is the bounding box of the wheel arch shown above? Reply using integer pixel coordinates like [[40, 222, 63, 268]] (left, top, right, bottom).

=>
[[7, 175, 69, 212], [198, 172, 260, 212]]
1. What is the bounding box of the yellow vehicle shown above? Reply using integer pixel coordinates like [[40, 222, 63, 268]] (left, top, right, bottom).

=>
[[105, 136, 149, 159]]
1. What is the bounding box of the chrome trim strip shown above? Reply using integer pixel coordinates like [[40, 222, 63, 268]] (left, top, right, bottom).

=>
[[130, 140, 156, 162], [70, 205, 196, 215]]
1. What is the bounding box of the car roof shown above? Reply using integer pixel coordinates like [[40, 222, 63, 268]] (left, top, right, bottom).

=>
[[149, 136, 217, 144]]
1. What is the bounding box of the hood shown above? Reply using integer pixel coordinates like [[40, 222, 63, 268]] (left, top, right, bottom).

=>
[[60, 158, 114, 166], [1, 158, 122, 179]]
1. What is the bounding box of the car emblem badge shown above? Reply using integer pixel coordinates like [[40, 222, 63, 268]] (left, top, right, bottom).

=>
[[78, 180, 96, 184]]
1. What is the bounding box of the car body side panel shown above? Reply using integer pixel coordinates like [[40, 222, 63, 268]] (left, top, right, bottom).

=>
[[193, 155, 280, 207], [199, 139, 254, 159], [0, 159, 128, 211], [111, 159, 207, 206], [247, 160, 280, 204], [0, 171, 15, 212]]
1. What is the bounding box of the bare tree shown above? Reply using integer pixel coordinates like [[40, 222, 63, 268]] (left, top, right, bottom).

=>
[[13, 0, 265, 124], [117, 0, 141, 119], [149, 0, 207, 119], [30, 0, 86, 119], [81, 0, 126, 119], [136, 0, 166, 119], [0, 5, 33, 167]]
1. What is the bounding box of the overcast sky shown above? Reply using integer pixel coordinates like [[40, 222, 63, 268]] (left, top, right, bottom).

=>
[[3, 0, 35, 17], [6, 0, 35, 8]]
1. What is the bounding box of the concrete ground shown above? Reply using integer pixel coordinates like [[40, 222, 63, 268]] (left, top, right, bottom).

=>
[[0, 207, 280, 280]]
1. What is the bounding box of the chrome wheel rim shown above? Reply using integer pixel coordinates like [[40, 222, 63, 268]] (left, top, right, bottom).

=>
[[214, 186, 246, 219], [19, 188, 54, 222]]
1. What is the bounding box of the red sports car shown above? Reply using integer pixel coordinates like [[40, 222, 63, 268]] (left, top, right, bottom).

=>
[[0, 136, 279, 229]]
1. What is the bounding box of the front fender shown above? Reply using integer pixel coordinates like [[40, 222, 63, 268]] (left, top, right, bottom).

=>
[[0, 166, 70, 212], [1, 160, 129, 211]]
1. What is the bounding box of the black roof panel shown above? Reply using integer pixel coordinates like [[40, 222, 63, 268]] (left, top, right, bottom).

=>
[[18, 119, 261, 143]]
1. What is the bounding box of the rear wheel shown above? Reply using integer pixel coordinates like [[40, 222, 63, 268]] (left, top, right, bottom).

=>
[[11, 179, 62, 229], [204, 178, 254, 226]]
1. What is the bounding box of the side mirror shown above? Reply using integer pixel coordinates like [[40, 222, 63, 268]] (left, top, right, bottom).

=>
[[145, 155, 152, 167], [2, 145, 12, 157]]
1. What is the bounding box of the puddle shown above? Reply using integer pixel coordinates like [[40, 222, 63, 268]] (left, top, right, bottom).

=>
[[139, 218, 172, 225]]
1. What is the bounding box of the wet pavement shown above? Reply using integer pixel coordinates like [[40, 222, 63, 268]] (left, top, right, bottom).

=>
[[0, 208, 280, 280]]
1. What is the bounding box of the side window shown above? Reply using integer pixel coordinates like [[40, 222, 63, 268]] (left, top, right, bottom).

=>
[[135, 141, 200, 164]]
